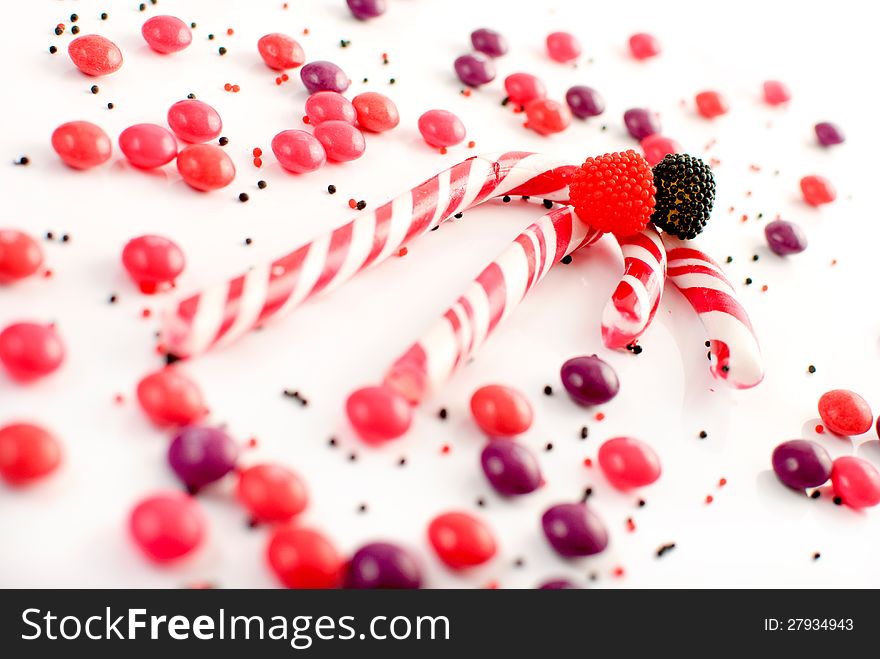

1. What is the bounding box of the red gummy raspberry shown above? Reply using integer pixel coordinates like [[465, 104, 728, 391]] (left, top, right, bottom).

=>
[[568, 150, 656, 236]]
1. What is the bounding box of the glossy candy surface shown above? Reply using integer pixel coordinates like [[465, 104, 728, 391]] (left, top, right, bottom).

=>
[[51, 121, 112, 170], [141, 15, 192, 54], [695, 91, 729, 118], [300, 61, 350, 94], [560, 355, 620, 406], [122, 235, 185, 292], [815, 122, 844, 146], [524, 98, 571, 135], [136, 367, 207, 427], [177, 144, 235, 191], [167, 100, 222, 143], [346, 385, 413, 443], [428, 512, 496, 569], [470, 385, 533, 437], [68, 35, 123, 76], [763, 80, 791, 105], [546, 31, 581, 62], [267, 526, 343, 588], [831, 457, 880, 509], [344, 542, 422, 589], [624, 108, 659, 140], [640, 134, 681, 166], [597, 437, 661, 490], [271, 130, 326, 173], [118, 124, 178, 168], [565, 86, 605, 118], [258, 33, 305, 70], [800, 175, 836, 206], [236, 464, 309, 523], [0, 322, 65, 382], [346, 0, 386, 20], [471, 28, 508, 57], [313, 121, 366, 162], [541, 503, 608, 557], [305, 91, 356, 125], [818, 389, 873, 435], [129, 492, 206, 562], [765, 220, 807, 255], [0, 230, 43, 284], [168, 426, 239, 492], [771, 440, 832, 490], [454, 53, 496, 87], [504, 73, 546, 106], [629, 33, 660, 59], [480, 440, 542, 496], [352, 92, 399, 132], [0, 423, 62, 486], [417, 110, 466, 147]]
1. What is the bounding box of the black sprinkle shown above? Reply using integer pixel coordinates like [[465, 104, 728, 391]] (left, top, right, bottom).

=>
[[108, 294, 118, 304], [453, 212, 463, 219], [218, 47, 227, 55], [726, 256, 733, 263], [356, 200, 367, 211], [139, 3, 146, 11], [807, 365, 816, 374], [357, 503, 367, 513], [45, 231, 54, 240], [218, 136, 229, 146], [340, 39, 351, 48], [438, 408, 448, 420], [638, 499, 646, 507], [187, 93, 196, 99], [589, 572, 598, 582], [239, 193, 249, 202], [15, 156, 29, 166], [90, 85, 99, 94], [813, 552, 821, 561], [543, 199, 553, 209], [328, 437, 338, 447], [348, 452, 358, 462], [49, 45, 57, 54], [752, 254, 759, 262], [545, 442, 553, 451], [107, 102, 114, 109], [543, 385, 553, 396], [61, 234, 70, 243], [744, 277, 753, 285], [810, 490, 821, 499], [579, 426, 589, 439], [721, 365, 730, 373], [362, 77, 368, 83], [699, 430, 708, 439], [705, 340, 711, 348], [191, 22, 197, 29], [397, 457, 407, 467], [521, 196, 530, 201], [54, 27, 63, 36], [600, 125, 607, 131], [502, 195, 511, 203], [757, 213, 764, 219], [327, 184, 337, 194], [501, 97, 510, 106], [70, 13, 78, 22], [208, 33, 215, 40], [581, 487, 593, 502], [101, 13, 108, 20], [561, 255, 573, 264], [389, 78, 396, 84], [71, 25, 80, 35], [514, 558, 525, 567], [164, 353, 183, 366], [244, 238, 253, 246], [257, 180, 267, 190], [430, 226, 439, 231], [632, 345, 643, 355], [656, 542, 676, 558], [476, 498, 486, 507], [833, 496, 842, 505]]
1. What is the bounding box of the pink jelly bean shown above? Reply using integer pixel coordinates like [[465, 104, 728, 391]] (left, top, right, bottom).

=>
[[640, 134, 681, 166], [695, 90, 729, 119], [313, 121, 366, 162], [305, 91, 356, 125], [831, 457, 880, 509], [597, 437, 661, 490], [352, 92, 399, 132], [629, 33, 661, 60], [141, 15, 192, 54], [51, 121, 112, 170], [167, 100, 222, 144], [763, 80, 791, 105], [68, 35, 123, 76], [271, 130, 326, 173], [119, 124, 178, 169], [546, 31, 581, 63], [176, 144, 235, 191], [525, 98, 571, 135], [417, 109, 465, 148], [258, 33, 306, 71], [818, 389, 873, 436], [504, 73, 547, 106]]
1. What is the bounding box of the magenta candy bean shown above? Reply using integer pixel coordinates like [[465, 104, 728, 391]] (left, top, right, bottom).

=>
[[68, 35, 123, 76], [771, 440, 832, 490], [560, 355, 619, 406], [624, 108, 660, 141], [141, 15, 192, 54], [504, 73, 547, 106], [480, 440, 542, 496], [538, 579, 578, 589], [300, 61, 350, 94], [271, 130, 326, 173], [471, 29, 508, 57], [346, 0, 386, 20], [344, 542, 422, 589], [815, 122, 845, 146], [418, 109, 466, 147], [305, 91, 356, 125], [764, 220, 807, 255], [565, 86, 605, 118], [168, 425, 239, 492], [454, 53, 496, 87], [119, 124, 178, 169], [167, 100, 222, 144], [546, 31, 581, 63], [541, 503, 608, 557], [313, 121, 365, 162]]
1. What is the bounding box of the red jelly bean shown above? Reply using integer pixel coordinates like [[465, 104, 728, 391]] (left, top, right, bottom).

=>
[[346, 385, 413, 444], [313, 121, 365, 162], [305, 91, 356, 125], [640, 134, 681, 166], [470, 384, 533, 437], [546, 31, 581, 63], [428, 512, 496, 569], [267, 526, 342, 588], [119, 124, 178, 169], [0, 423, 62, 486], [629, 33, 661, 60], [504, 72, 547, 106], [141, 15, 192, 54], [352, 92, 399, 132], [0, 322, 65, 383], [68, 34, 123, 76], [418, 109, 466, 148], [763, 80, 791, 105], [177, 144, 235, 191], [51, 121, 112, 170], [122, 235, 185, 293], [129, 492, 206, 563], [831, 456, 880, 509], [818, 389, 873, 436], [237, 464, 308, 523], [597, 436, 661, 490], [800, 175, 836, 206], [257, 33, 305, 71], [271, 129, 326, 173], [0, 230, 43, 284], [695, 90, 729, 119], [137, 367, 207, 427], [524, 98, 571, 135], [167, 100, 222, 144]]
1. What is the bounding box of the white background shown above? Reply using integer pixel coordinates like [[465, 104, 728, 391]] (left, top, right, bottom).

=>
[[1, 0, 878, 588]]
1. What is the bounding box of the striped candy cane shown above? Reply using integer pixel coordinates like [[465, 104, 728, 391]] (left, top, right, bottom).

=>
[[601, 224, 666, 349], [162, 152, 579, 357], [383, 205, 604, 403], [662, 235, 764, 389]]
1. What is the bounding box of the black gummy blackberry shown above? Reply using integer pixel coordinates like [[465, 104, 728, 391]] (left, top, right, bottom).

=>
[[650, 154, 715, 240]]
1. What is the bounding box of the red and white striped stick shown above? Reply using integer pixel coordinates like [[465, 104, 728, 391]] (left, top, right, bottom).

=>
[[601, 224, 667, 349], [662, 235, 764, 389], [383, 205, 604, 403], [161, 152, 579, 357]]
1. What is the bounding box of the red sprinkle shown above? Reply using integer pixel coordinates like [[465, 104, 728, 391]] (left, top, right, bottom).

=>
[[718, 478, 727, 487], [815, 424, 825, 434], [439, 147, 448, 155], [253, 158, 263, 168], [303, 115, 310, 124], [224, 83, 232, 91], [248, 437, 258, 448], [253, 148, 262, 157], [612, 566, 625, 577], [595, 412, 605, 421], [281, 74, 289, 81], [441, 444, 451, 454], [397, 247, 408, 257], [114, 394, 125, 405], [705, 495, 714, 504], [348, 198, 357, 209], [227, 28, 234, 36], [467, 140, 476, 148], [141, 308, 152, 318], [231, 85, 240, 93], [626, 518, 636, 532], [583, 458, 593, 468]]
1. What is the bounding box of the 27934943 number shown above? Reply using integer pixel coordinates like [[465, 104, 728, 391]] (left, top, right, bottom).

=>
[[764, 618, 854, 631]]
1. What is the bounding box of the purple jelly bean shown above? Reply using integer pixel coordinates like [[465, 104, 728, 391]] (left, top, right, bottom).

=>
[[454, 53, 496, 87], [624, 108, 660, 140], [765, 220, 807, 255], [565, 86, 605, 118], [538, 579, 578, 589], [300, 61, 350, 94], [344, 542, 422, 589], [814, 122, 844, 147], [346, 0, 386, 20], [560, 355, 619, 406], [772, 440, 832, 490], [541, 503, 608, 557], [480, 440, 542, 496], [168, 425, 239, 492], [470, 28, 508, 57]]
